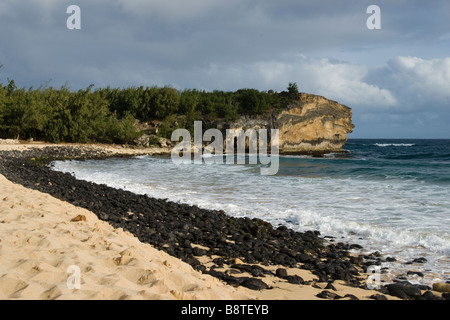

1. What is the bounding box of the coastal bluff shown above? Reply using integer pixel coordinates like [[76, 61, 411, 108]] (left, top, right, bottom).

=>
[[207, 93, 355, 155]]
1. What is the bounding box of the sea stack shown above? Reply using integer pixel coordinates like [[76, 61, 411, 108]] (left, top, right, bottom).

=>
[[275, 93, 355, 155], [213, 93, 355, 155]]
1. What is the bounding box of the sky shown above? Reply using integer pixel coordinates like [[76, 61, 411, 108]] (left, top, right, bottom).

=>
[[0, 0, 449, 139]]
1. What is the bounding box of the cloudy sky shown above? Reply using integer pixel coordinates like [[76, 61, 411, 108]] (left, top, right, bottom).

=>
[[1, 0, 449, 138]]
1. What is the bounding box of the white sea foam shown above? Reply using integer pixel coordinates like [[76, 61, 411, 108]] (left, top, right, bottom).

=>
[[375, 143, 416, 147]]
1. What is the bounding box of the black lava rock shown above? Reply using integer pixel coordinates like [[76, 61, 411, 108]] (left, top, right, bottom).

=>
[[241, 278, 270, 291], [275, 268, 288, 279], [422, 291, 441, 300], [386, 281, 422, 300], [407, 271, 424, 277], [316, 290, 342, 300]]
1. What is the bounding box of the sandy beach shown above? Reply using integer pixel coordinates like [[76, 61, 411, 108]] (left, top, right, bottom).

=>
[[1, 141, 441, 301], [0, 172, 258, 300]]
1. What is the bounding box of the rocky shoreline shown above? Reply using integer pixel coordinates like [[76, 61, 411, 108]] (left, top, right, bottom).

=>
[[0, 145, 447, 300]]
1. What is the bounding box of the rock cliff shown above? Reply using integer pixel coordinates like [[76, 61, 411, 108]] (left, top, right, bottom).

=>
[[275, 93, 354, 154], [211, 93, 354, 155]]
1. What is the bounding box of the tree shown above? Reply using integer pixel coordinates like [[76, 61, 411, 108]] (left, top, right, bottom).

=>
[[159, 86, 181, 118], [22, 88, 49, 140], [287, 82, 299, 94], [42, 86, 72, 143], [236, 89, 270, 114]]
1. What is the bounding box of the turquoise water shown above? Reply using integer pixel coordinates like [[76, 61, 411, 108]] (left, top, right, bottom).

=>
[[52, 139, 450, 285]]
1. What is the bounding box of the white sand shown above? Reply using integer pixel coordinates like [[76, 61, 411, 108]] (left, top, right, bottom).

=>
[[0, 174, 257, 300]]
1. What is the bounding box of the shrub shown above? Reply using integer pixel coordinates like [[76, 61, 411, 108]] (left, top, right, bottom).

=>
[[287, 82, 299, 94]]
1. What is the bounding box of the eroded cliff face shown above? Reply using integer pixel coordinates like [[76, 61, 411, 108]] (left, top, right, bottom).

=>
[[275, 93, 354, 154], [221, 93, 354, 155]]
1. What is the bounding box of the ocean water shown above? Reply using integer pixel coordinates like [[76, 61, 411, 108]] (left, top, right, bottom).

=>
[[52, 139, 450, 285]]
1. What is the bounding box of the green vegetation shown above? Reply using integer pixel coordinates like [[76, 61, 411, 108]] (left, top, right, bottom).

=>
[[287, 82, 299, 94], [0, 77, 296, 143]]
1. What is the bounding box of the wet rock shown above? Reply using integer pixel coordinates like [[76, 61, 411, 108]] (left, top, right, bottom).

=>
[[407, 271, 424, 277], [386, 281, 422, 300], [385, 257, 397, 262], [349, 243, 363, 250], [406, 257, 428, 264]]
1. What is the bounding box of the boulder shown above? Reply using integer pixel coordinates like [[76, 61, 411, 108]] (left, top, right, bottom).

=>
[[386, 281, 422, 300], [433, 282, 450, 293]]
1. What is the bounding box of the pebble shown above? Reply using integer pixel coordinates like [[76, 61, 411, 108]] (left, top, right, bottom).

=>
[[71, 215, 87, 222], [275, 268, 288, 279], [286, 275, 305, 285], [324, 282, 337, 291], [241, 278, 269, 291], [316, 290, 342, 300]]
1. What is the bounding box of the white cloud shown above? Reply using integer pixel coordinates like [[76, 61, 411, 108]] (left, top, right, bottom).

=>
[[295, 57, 397, 108], [387, 56, 450, 105]]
